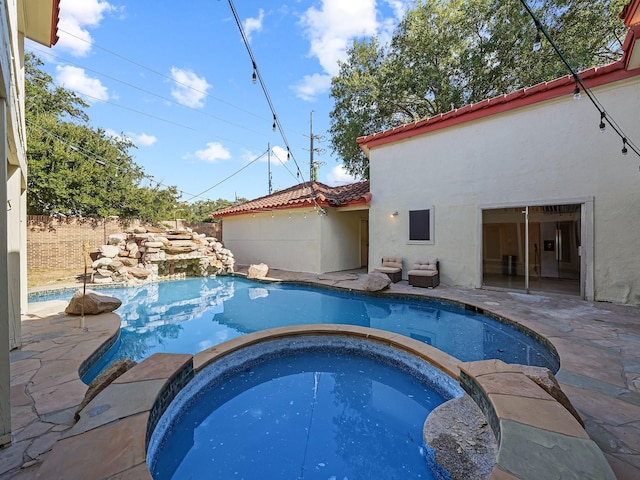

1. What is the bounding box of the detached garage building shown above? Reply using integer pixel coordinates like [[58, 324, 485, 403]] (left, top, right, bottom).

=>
[[213, 181, 371, 274]]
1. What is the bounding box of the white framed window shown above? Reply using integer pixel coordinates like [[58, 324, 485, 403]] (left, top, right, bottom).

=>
[[408, 208, 434, 244]]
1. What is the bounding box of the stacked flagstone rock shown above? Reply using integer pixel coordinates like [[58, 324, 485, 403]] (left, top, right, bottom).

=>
[[90, 226, 234, 285]]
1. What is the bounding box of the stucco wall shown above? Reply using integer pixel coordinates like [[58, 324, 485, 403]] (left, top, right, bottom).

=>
[[320, 209, 368, 273], [222, 209, 323, 273], [368, 77, 640, 304], [1, 0, 26, 446], [222, 207, 368, 274]]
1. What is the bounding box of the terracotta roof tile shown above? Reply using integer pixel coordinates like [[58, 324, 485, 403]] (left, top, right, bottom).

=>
[[212, 181, 370, 218]]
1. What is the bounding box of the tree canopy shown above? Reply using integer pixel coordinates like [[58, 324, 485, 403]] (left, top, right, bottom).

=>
[[329, 0, 629, 179], [26, 53, 185, 221]]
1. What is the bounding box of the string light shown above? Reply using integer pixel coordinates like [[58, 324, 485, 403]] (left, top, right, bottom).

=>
[[227, 0, 325, 211], [532, 30, 542, 52], [252, 62, 257, 84], [573, 81, 581, 101], [520, 0, 639, 159], [599, 112, 606, 132]]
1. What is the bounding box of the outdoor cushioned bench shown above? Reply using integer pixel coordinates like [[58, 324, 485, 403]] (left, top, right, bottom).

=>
[[408, 259, 439, 288], [374, 257, 403, 283]]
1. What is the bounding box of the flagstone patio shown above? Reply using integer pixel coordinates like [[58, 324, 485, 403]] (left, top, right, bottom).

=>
[[1, 271, 638, 479]]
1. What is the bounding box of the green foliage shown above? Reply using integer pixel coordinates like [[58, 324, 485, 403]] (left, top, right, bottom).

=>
[[25, 53, 183, 221], [329, 0, 629, 178], [177, 198, 248, 222]]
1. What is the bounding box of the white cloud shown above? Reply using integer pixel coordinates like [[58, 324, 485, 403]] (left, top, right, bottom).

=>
[[244, 9, 265, 43], [56, 0, 117, 56], [271, 146, 290, 165], [170, 67, 211, 108], [326, 165, 357, 185], [300, 0, 379, 76], [195, 142, 231, 163], [295, 0, 411, 100], [130, 133, 157, 147], [104, 130, 156, 147], [55, 65, 108, 102], [248, 145, 290, 165], [293, 73, 332, 102]]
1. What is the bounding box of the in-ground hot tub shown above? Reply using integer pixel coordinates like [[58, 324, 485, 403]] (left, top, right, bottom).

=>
[[147, 333, 464, 480]]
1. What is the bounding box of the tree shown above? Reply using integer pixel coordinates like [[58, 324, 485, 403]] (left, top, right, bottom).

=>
[[178, 198, 248, 222], [329, 0, 629, 178], [25, 53, 180, 220]]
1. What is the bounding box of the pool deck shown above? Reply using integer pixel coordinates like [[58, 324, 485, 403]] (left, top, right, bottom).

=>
[[2, 270, 639, 479]]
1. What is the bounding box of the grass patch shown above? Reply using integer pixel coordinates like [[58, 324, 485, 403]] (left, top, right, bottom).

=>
[[28, 268, 86, 288]]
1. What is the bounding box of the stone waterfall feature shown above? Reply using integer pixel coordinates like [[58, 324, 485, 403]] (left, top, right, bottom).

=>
[[89, 226, 234, 285]]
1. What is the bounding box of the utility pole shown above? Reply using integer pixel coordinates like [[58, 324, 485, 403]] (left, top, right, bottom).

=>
[[310, 111, 314, 181], [268, 143, 272, 195], [307, 110, 325, 182]]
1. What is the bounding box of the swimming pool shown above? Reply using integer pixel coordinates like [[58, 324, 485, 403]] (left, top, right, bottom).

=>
[[30, 276, 558, 382]]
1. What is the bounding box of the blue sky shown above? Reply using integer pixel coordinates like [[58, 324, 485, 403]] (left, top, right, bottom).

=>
[[26, 0, 411, 203]]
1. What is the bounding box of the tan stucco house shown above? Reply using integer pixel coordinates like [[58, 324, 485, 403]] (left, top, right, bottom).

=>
[[358, 19, 640, 305], [213, 181, 371, 274], [1, 0, 60, 447]]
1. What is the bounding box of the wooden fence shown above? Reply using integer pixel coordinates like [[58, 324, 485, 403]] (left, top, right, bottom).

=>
[[27, 216, 221, 270]]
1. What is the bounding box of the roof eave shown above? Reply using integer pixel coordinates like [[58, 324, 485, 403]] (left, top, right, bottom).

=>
[[358, 25, 640, 156], [621, 0, 640, 27], [18, 0, 60, 47]]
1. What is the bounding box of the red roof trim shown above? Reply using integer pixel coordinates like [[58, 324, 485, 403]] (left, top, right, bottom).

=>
[[358, 25, 640, 152], [50, 0, 61, 46], [621, 0, 640, 27]]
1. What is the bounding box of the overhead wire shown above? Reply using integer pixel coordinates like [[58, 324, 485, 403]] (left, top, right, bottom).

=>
[[226, 0, 326, 214], [28, 45, 271, 140], [28, 26, 311, 202], [520, 0, 640, 158], [56, 27, 269, 122], [183, 149, 270, 201], [26, 117, 211, 201], [26, 53, 297, 202]]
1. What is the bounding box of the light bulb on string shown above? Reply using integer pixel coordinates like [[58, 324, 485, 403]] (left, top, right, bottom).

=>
[[599, 112, 606, 132], [532, 31, 541, 52], [622, 138, 628, 156], [573, 82, 581, 101], [272, 114, 277, 132], [252, 62, 257, 84]]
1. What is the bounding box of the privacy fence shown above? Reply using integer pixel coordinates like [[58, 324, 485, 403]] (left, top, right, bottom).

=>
[[27, 216, 221, 270]]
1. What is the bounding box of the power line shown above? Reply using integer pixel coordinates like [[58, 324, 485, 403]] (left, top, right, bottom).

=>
[[31, 28, 313, 198], [226, 0, 326, 213], [226, 0, 303, 179], [28, 46, 270, 140], [26, 118, 213, 201], [26, 57, 298, 203], [183, 149, 270, 201], [56, 27, 269, 123]]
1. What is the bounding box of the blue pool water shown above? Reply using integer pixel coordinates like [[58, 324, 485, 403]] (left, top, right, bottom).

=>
[[30, 276, 558, 382], [150, 347, 454, 480]]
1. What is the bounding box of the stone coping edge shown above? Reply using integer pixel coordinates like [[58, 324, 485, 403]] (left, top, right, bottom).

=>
[[36, 325, 463, 479], [193, 323, 462, 381], [35, 325, 610, 480], [459, 360, 616, 480]]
